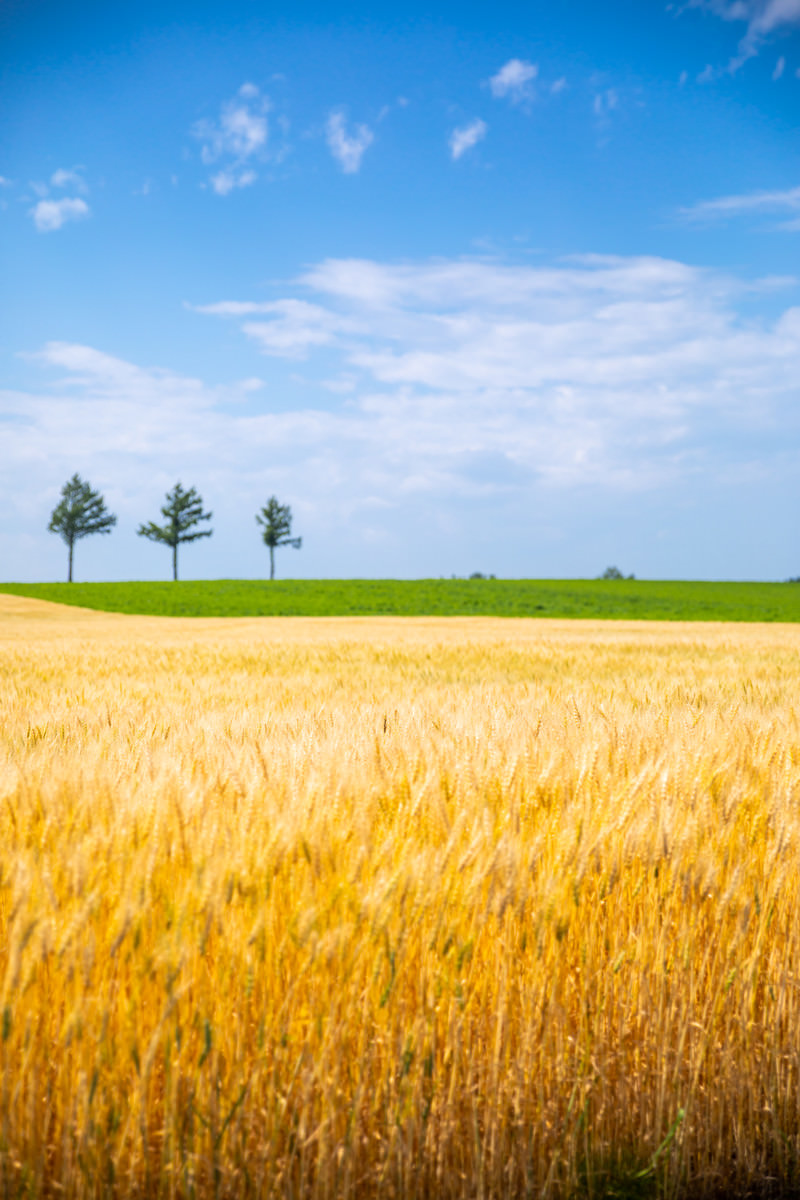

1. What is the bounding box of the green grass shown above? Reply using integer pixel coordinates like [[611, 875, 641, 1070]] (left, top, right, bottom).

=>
[[1, 578, 799, 621]]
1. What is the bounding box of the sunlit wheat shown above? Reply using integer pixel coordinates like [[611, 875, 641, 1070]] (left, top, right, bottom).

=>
[[1, 596, 799, 1197]]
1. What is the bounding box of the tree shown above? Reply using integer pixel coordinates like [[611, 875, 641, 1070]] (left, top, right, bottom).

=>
[[600, 566, 635, 580], [137, 483, 212, 581], [256, 496, 302, 580], [48, 473, 117, 582]]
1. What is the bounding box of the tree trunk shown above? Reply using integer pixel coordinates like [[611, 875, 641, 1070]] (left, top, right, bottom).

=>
[[68, 540, 74, 583], [270, 545, 275, 581], [173, 542, 178, 582]]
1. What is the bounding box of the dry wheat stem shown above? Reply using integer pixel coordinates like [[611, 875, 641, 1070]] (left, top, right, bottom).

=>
[[0, 597, 799, 1197]]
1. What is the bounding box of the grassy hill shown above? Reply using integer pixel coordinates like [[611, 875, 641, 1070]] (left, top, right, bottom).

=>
[[0, 578, 798, 621]]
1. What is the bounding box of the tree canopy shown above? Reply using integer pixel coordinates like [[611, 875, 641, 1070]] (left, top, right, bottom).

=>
[[137, 483, 213, 581], [256, 496, 302, 580], [48, 474, 117, 582]]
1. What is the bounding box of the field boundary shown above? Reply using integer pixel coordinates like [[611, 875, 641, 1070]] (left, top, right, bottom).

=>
[[1, 578, 798, 622]]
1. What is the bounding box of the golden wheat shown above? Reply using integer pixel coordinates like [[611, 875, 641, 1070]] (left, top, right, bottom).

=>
[[1, 595, 799, 1197]]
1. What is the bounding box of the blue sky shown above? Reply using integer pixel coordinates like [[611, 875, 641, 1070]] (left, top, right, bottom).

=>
[[1, 0, 798, 582]]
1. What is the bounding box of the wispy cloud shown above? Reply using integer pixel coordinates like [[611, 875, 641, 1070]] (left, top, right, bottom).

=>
[[697, 63, 718, 82], [593, 88, 619, 119], [190, 301, 275, 316], [194, 253, 800, 498], [325, 110, 374, 174], [684, 0, 800, 72], [449, 118, 488, 161], [193, 83, 270, 193], [772, 54, 786, 78], [30, 197, 90, 232], [50, 167, 88, 194], [377, 96, 409, 123], [488, 58, 538, 105], [680, 184, 800, 225], [6, 252, 799, 580], [210, 169, 257, 196], [193, 297, 361, 358], [32, 342, 216, 402]]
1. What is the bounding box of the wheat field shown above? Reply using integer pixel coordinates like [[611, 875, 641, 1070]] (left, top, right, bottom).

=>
[[1, 595, 799, 1198]]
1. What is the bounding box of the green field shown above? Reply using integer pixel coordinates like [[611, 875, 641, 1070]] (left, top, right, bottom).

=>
[[1, 578, 798, 621]]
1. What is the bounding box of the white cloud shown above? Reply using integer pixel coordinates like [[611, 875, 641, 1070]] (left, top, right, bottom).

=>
[[27, 167, 91, 227], [299, 254, 706, 309], [685, 0, 800, 72], [242, 301, 358, 358], [210, 169, 257, 195], [6, 252, 800, 579], [593, 88, 619, 118], [680, 184, 800, 224], [51, 167, 87, 194], [551, 77, 568, 94], [489, 58, 538, 104], [194, 253, 800, 496], [190, 300, 275, 316], [1, 344, 370, 579], [194, 297, 361, 358], [773, 54, 786, 76], [196, 90, 268, 160], [193, 84, 270, 193], [325, 110, 374, 174], [32, 342, 215, 404], [0, 176, 13, 187], [678, 70, 689, 85], [740, 0, 800, 38], [449, 118, 488, 161], [30, 197, 90, 232]]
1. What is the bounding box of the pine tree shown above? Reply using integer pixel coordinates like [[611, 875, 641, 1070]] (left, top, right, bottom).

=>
[[137, 483, 212, 580], [48, 474, 117, 582], [256, 496, 302, 580]]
